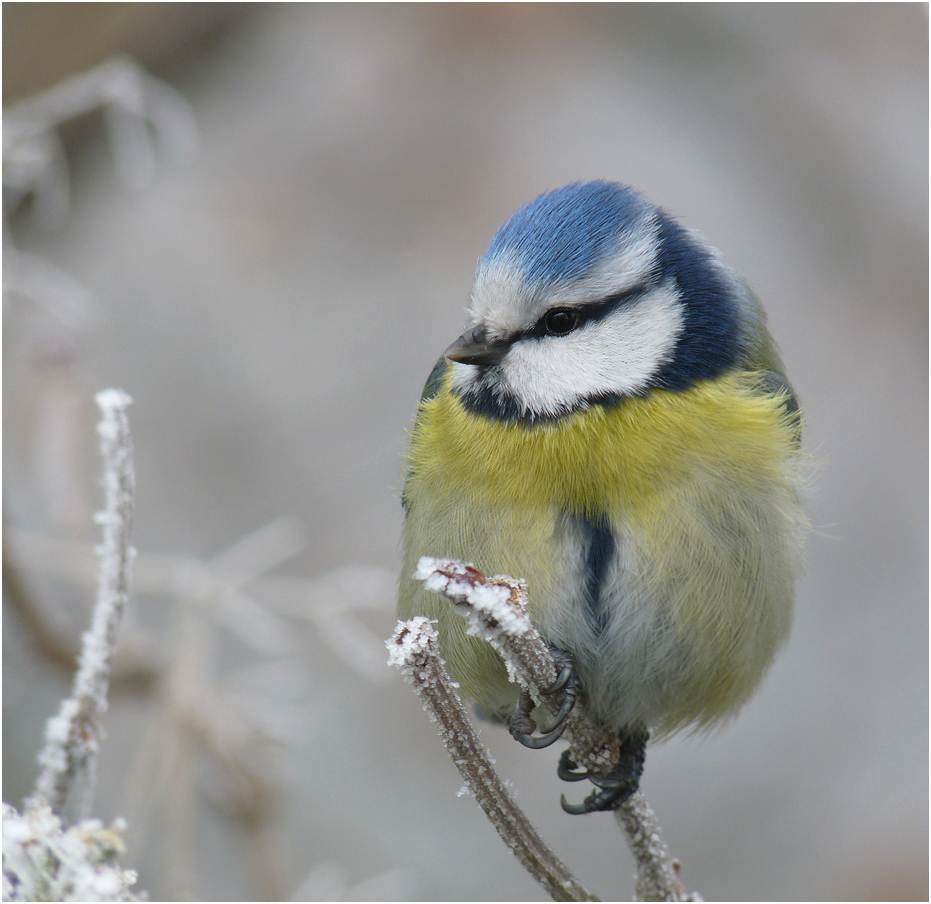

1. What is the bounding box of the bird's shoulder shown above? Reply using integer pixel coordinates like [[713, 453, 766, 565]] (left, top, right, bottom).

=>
[[401, 356, 450, 513], [734, 282, 800, 436], [419, 355, 449, 406]]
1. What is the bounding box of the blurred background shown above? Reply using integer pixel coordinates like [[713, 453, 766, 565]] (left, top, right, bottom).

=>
[[3, 4, 927, 901]]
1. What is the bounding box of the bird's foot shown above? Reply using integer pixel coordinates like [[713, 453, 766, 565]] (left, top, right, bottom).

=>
[[559, 727, 649, 815], [508, 647, 579, 749]]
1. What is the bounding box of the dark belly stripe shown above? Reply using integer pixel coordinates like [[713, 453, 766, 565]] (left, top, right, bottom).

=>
[[579, 514, 615, 634]]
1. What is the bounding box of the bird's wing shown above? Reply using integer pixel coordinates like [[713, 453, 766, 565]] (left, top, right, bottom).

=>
[[401, 356, 449, 513]]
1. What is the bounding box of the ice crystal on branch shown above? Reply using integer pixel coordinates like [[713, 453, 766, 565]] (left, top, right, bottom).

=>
[[30, 390, 135, 817]]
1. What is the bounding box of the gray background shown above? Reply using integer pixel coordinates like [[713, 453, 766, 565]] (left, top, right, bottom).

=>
[[4, 4, 927, 901]]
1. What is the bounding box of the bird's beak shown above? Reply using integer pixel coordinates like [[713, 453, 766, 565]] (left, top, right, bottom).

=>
[[443, 326, 508, 366]]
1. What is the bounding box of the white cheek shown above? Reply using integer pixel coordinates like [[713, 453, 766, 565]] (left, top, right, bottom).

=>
[[449, 359, 480, 395], [502, 284, 684, 415]]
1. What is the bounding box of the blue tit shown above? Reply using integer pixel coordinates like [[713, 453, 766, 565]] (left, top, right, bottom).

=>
[[398, 180, 807, 812]]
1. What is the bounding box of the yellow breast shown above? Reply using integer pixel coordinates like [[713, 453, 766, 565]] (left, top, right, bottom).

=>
[[400, 369, 807, 734], [405, 369, 798, 516]]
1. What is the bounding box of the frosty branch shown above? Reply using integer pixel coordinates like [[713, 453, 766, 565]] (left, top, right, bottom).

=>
[[29, 390, 136, 817], [388, 617, 597, 903], [389, 557, 700, 903], [4, 390, 139, 903]]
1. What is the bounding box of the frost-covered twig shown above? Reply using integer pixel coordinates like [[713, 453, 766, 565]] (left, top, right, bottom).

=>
[[411, 556, 701, 903], [387, 618, 598, 903], [413, 557, 620, 777], [615, 794, 696, 902], [29, 390, 135, 817], [7, 513, 395, 899]]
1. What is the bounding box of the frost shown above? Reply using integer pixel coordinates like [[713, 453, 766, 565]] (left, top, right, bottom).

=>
[[394, 556, 701, 901], [1, 803, 138, 902], [386, 616, 437, 669], [414, 557, 531, 637], [387, 616, 462, 717], [30, 390, 135, 815], [384, 610, 597, 901]]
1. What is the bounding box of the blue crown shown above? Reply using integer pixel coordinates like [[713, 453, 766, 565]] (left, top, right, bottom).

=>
[[479, 181, 652, 284]]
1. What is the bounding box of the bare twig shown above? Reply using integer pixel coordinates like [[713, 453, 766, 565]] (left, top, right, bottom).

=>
[[388, 618, 599, 903], [2, 541, 158, 689], [1, 549, 86, 672], [29, 390, 135, 818], [408, 556, 701, 903]]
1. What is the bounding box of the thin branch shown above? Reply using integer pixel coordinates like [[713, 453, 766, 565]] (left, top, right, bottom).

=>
[[29, 390, 135, 818], [615, 794, 697, 902], [2, 537, 158, 690], [1, 547, 85, 672], [388, 618, 599, 903], [410, 556, 701, 903]]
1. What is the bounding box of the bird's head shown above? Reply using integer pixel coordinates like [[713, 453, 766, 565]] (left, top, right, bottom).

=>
[[446, 181, 756, 423]]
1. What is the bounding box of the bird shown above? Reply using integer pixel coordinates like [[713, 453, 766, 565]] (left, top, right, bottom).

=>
[[398, 180, 808, 813]]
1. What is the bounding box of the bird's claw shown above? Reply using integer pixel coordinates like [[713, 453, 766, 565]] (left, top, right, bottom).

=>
[[556, 749, 590, 782], [560, 784, 636, 815], [559, 727, 649, 815], [509, 649, 579, 749]]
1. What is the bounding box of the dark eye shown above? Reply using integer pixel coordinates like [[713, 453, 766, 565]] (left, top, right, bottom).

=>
[[543, 307, 579, 336]]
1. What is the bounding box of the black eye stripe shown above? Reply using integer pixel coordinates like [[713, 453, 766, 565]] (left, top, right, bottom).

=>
[[522, 285, 647, 341]]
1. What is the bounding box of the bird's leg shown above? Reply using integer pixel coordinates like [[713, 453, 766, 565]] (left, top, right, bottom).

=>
[[509, 647, 579, 749], [560, 726, 649, 815]]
